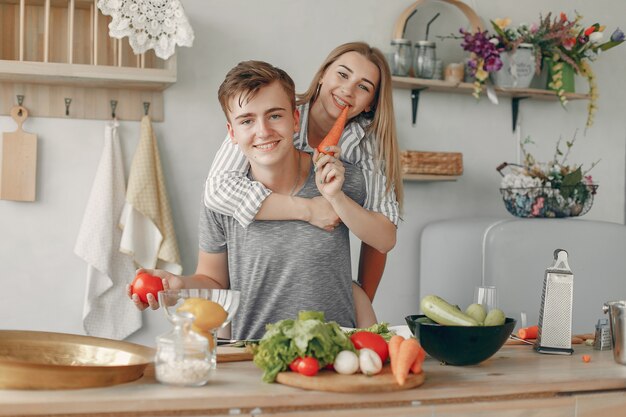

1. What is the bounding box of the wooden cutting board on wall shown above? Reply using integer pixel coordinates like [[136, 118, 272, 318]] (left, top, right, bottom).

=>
[[0, 105, 37, 201]]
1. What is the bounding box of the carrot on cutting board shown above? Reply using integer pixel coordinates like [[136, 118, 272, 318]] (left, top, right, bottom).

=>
[[518, 325, 538, 340], [388, 335, 404, 376], [395, 338, 421, 386], [316, 105, 349, 155], [409, 343, 426, 374]]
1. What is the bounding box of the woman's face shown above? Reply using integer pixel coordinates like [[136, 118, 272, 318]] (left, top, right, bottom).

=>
[[318, 51, 380, 120]]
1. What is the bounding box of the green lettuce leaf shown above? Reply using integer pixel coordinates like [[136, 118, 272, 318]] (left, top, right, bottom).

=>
[[252, 311, 354, 382]]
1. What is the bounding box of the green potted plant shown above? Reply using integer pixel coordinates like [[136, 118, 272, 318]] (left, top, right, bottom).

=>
[[526, 12, 624, 127]]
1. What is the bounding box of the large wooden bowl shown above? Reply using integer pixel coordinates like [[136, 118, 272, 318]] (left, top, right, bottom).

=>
[[0, 330, 154, 390]]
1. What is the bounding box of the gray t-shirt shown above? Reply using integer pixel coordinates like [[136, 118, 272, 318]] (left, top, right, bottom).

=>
[[199, 159, 365, 340]]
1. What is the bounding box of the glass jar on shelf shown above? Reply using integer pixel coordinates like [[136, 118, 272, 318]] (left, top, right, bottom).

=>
[[154, 311, 213, 387], [413, 40, 437, 79], [390, 38, 412, 76]]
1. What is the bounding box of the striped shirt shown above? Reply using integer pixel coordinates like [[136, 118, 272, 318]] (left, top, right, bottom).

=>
[[204, 102, 399, 228]]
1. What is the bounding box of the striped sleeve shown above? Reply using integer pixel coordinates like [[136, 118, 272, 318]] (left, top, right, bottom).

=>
[[351, 130, 400, 226], [204, 135, 272, 228]]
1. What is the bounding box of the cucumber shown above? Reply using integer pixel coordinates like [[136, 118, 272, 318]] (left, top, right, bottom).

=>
[[420, 295, 480, 326], [416, 316, 436, 324], [483, 308, 506, 326], [465, 303, 487, 324]]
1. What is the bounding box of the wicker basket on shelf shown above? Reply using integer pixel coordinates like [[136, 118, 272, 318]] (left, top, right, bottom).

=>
[[400, 151, 463, 175]]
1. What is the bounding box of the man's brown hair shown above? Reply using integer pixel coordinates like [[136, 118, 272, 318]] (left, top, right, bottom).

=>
[[218, 60, 296, 121]]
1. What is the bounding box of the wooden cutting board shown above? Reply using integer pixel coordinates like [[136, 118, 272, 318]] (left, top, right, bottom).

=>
[[216, 346, 254, 363], [275, 365, 425, 393], [0, 105, 37, 201]]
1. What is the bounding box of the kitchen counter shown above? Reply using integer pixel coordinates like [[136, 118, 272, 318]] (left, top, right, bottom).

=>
[[2, 344, 626, 417]]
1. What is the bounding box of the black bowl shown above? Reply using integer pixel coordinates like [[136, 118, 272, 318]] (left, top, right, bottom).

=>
[[405, 314, 516, 366]]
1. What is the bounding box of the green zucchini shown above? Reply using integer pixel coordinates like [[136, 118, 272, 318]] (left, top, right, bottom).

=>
[[420, 295, 480, 326]]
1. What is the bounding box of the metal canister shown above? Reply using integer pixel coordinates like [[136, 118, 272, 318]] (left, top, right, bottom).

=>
[[593, 318, 612, 350], [603, 301, 626, 364]]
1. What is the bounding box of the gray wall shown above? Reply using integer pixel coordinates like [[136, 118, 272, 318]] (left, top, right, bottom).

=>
[[1, 0, 624, 347]]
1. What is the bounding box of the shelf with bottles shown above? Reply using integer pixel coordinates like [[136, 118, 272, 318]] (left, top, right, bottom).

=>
[[391, 76, 590, 131]]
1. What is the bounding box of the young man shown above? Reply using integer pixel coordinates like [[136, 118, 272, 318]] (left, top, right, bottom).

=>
[[130, 61, 376, 340]]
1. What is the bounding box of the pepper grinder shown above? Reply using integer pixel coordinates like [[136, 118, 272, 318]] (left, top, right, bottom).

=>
[[535, 249, 574, 355]]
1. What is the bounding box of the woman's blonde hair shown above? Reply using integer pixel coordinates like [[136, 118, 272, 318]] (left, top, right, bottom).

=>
[[297, 42, 403, 210]]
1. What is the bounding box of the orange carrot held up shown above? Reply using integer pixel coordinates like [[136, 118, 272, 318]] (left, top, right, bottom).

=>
[[395, 338, 421, 386], [518, 325, 538, 340], [317, 105, 349, 155], [388, 335, 404, 377], [409, 343, 426, 374]]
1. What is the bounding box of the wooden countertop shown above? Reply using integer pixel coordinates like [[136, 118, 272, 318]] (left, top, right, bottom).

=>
[[1, 344, 626, 416]]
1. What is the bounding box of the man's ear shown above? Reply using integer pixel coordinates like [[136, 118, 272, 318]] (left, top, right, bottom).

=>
[[293, 108, 300, 133], [226, 122, 237, 144]]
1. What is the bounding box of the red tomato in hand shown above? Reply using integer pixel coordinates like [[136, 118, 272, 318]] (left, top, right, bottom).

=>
[[289, 357, 302, 372], [350, 331, 389, 363], [297, 356, 319, 376], [130, 272, 163, 304]]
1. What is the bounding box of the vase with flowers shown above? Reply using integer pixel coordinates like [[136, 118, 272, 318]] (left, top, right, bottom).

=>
[[526, 12, 624, 127], [490, 18, 537, 88], [497, 132, 599, 218]]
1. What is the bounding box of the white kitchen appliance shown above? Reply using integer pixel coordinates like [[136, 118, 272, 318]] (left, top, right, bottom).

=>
[[535, 249, 574, 355]]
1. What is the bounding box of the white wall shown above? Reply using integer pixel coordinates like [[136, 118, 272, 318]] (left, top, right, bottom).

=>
[[1, 0, 624, 347]]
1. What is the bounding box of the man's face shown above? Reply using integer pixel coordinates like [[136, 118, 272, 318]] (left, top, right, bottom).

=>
[[227, 82, 299, 168]]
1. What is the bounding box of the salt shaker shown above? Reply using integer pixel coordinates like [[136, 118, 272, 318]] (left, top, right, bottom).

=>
[[390, 38, 412, 76], [413, 41, 436, 79], [155, 311, 213, 386]]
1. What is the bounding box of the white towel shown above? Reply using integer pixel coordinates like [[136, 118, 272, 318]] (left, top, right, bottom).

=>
[[120, 116, 182, 274], [75, 120, 142, 340]]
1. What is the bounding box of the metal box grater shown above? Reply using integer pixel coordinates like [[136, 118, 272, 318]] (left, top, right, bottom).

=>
[[535, 249, 574, 355], [593, 318, 612, 351]]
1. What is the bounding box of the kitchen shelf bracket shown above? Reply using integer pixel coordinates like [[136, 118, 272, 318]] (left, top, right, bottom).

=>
[[411, 87, 427, 126], [511, 96, 529, 132]]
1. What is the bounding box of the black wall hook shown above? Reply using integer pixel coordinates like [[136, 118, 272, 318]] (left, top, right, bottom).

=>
[[64, 98, 72, 116], [16, 95, 24, 116], [143, 102, 150, 116], [111, 100, 118, 119]]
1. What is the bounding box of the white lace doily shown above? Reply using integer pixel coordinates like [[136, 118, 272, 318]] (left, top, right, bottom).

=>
[[97, 0, 194, 60]]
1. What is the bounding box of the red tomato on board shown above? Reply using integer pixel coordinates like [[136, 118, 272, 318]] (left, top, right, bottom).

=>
[[289, 357, 302, 372], [297, 356, 320, 376], [350, 331, 389, 363], [130, 272, 163, 304]]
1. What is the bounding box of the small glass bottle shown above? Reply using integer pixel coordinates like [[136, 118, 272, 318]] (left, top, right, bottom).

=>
[[155, 311, 212, 387], [390, 38, 412, 76], [413, 41, 437, 79]]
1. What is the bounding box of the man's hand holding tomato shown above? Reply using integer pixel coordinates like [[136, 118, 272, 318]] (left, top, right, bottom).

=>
[[126, 269, 184, 311]]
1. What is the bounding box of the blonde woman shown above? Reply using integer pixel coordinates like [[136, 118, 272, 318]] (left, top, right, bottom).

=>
[[205, 42, 403, 326]]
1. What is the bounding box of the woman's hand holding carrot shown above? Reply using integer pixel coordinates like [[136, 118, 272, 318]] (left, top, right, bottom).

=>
[[314, 149, 346, 201]]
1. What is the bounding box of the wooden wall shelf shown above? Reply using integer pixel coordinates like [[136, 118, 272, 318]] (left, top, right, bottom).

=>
[[392, 76, 590, 130], [0, 60, 176, 90], [402, 174, 459, 182]]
